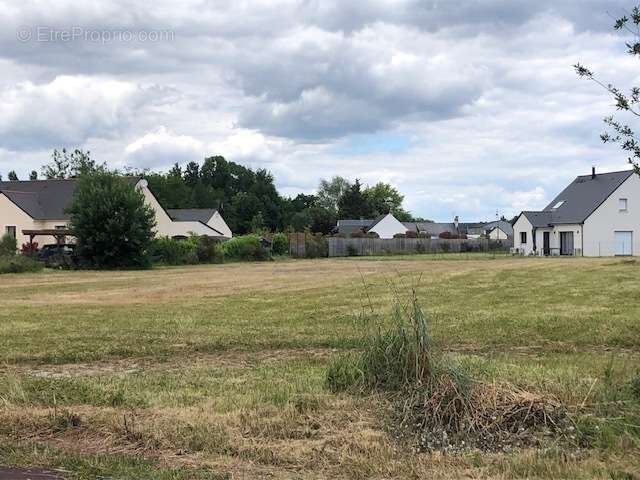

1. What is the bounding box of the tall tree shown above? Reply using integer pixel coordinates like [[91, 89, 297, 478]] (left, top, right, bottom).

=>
[[338, 179, 375, 219], [7, 171, 18, 181], [41, 149, 100, 178], [29, 170, 38, 180], [317, 176, 351, 213], [575, 7, 640, 173], [363, 182, 411, 219], [67, 170, 156, 268]]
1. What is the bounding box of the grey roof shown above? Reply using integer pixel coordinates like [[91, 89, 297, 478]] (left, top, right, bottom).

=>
[[0, 177, 140, 220], [475, 220, 514, 236], [415, 222, 457, 236], [366, 214, 388, 231], [521, 170, 634, 226], [167, 208, 218, 223], [336, 219, 373, 235]]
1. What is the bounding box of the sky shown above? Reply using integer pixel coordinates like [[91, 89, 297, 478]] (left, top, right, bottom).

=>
[[1, 0, 639, 222]]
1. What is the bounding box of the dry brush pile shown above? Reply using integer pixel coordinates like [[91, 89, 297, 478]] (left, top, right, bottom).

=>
[[326, 283, 570, 452]]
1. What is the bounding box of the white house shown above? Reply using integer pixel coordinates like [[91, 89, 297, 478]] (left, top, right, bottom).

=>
[[366, 213, 409, 239], [513, 168, 639, 256], [0, 177, 232, 248]]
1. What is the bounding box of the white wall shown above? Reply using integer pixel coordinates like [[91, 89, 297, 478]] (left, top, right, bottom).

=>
[[513, 214, 534, 254], [583, 173, 640, 256], [0, 193, 35, 249], [208, 211, 232, 238], [489, 227, 509, 240], [368, 214, 407, 239]]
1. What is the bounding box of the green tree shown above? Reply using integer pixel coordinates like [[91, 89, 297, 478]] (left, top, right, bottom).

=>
[[67, 171, 156, 268], [7, 171, 18, 181], [41, 149, 101, 179], [575, 7, 640, 173], [317, 176, 351, 213], [338, 179, 375, 219], [363, 182, 411, 219], [29, 170, 38, 180]]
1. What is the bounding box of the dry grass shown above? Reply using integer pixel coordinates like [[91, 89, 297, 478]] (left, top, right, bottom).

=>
[[0, 256, 639, 479]]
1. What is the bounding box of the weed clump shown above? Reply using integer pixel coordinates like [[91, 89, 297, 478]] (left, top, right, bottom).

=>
[[326, 284, 567, 452]]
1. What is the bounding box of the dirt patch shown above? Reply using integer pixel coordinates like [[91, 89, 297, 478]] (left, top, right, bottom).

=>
[[0, 467, 65, 479], [10, 348, 338, 379]]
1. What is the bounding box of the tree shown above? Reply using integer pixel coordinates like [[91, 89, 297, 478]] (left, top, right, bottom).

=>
[[29, 170, 38, 180], [41, 149, 100, 179], [363, 182, 411, 219], [575, 7, 640, 174], [337, 179, 375, 219], [67, 171, 156, 268], [7, 171, 18, 181], [317, 176, 351, 213]]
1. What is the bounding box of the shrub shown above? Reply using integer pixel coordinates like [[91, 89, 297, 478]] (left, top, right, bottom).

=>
[[438, 231, 452, 239], [196, 236, 224, 263], [406, 230, 418, 238], [350, 230, 365, 238], [149, 237, 198, 265], [346, 244, 358, 256], [21, 242, 39, 257], [0, 255, 43, 274], [271, 233, 289, 256], [304, 233, 328, 258], [0, 234, 17, 257], [67, 171, 156, 268], [365, 232, 379, 238], [393, 233, 406, 239], [221, 235, 269, 261]]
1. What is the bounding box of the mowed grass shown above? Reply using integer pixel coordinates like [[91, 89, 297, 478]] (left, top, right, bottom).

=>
[[1, 256, 639, 479]]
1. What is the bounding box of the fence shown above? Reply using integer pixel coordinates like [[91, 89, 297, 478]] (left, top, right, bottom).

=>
[[327, 237, 512, 257]]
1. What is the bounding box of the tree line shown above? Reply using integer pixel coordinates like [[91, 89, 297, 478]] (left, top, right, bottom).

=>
[[2, 149, 426, 235]]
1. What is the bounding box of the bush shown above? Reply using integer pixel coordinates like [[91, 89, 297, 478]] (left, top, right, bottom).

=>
[[365, 232, 379, 238], [439, 231, 452, 239], [393, 233, 406, 239], [0, 234, 17, 257], [0, 255, 43, 274], [346, 244, 358, 256], [271, 233, 289, 256], [149, 237, 198, 265], [21, 241, 39, 257], [67, 171, 156, 268], [406, 230, 418, 238], [196, 236, 224, 263], [350, 231, 365, 238], [221, 235, 269, 261], [304, 233, 328, 258]]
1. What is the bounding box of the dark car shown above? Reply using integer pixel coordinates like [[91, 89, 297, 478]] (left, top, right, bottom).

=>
[[38, 244, 77, 268]]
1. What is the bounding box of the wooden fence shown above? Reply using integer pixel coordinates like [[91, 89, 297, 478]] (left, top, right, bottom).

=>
[[327, 237, 512, 257]]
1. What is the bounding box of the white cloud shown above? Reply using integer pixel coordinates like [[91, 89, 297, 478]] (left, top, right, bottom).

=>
[[125, 126, 203, 169], [0, 75, 165, 150]]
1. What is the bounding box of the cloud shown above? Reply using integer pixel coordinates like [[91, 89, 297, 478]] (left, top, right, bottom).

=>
[[124, 126, 203, 169], [0, 0, 637, 221], [0, 75, 168, 150]]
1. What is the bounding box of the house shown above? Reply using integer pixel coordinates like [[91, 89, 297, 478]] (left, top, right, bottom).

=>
[[0, 177, 232, 248], [513, 168, 639, 256], [336, 213, 409, 239]]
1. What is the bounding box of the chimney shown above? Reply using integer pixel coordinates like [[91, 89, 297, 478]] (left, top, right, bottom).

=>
[[453, 215, 459, 229], [591, 166, 596, 179]]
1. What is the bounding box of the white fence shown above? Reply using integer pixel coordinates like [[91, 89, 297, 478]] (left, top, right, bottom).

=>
[[327, 237, 512, 257]]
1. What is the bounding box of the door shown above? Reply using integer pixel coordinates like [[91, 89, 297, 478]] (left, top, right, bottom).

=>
[[560, 232, 574, 255], [543, 231, 550, 256], [615, 231, 633, 256]]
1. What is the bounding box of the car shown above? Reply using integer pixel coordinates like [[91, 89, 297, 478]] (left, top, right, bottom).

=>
[[37, 244, 77, 268]]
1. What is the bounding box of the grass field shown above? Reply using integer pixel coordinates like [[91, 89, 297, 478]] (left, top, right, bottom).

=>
[[1, 256, 639, 479]]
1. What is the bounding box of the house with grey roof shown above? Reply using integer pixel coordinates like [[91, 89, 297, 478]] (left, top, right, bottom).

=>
[[513, 168, 639, 256], [336, 214, 409, 239], [0, 177, 232, 248]]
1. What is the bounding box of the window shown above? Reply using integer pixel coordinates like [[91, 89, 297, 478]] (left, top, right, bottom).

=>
[[5, 226, 16, 239], [552, 200, 565, 209], [619, 198, 628, 212], [55, 225, 66, 230], [520, 231, 527, 244]]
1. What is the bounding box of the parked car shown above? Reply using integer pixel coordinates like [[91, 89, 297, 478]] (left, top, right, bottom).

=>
[[38, 244, 77, 268]]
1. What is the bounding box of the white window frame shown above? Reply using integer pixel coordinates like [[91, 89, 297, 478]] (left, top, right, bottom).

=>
[[619, 198, 628, 212]]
